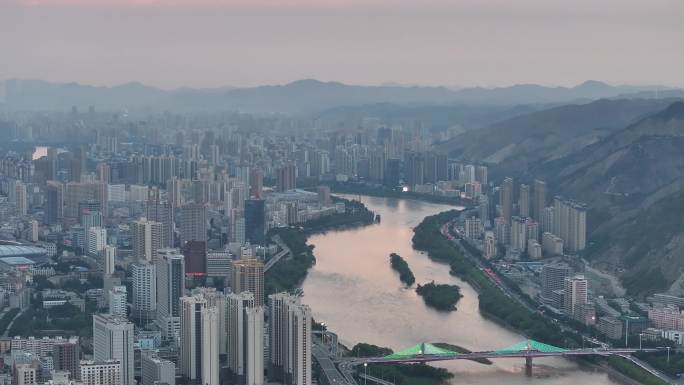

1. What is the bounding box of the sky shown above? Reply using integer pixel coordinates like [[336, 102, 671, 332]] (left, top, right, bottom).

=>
[[1, 0, 683, 89]]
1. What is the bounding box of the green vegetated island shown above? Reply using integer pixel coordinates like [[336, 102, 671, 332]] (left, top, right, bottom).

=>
[[416, 282, 462, 312], [390, 253, 415, 286]]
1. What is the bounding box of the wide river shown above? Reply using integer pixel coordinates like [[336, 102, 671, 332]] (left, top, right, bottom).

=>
[[302, 195, 625, 385]]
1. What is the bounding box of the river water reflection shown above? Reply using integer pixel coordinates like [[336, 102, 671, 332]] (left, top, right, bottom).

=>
[[302, 195, 624, 385]]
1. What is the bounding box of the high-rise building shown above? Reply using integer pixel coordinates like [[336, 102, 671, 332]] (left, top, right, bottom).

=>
[[268, 293, 312, 385], [404, 152, 424, 188], [166, 177, 183, 209], [131, 263, 157, 321], [541, 263, 571, 304], [14, 363, 38, 385], [563, 275, 588, 317], [483, 231, 497, 259], [191, 287, 228, 355], [108, 286, 127, 318], [541, 206, 554, 234], [141, 353, 175, 385], [146, 192, 174, 248], [532, 179, 546, 222], [464, 217, 482, 239], [182, 240, 207, 276], [500, 177, 513, 224], [45, 181, 64, 225], [80, 360, 121, 385], [52, 340, 80, 380], [250, 169, 264, 198], [131, 219, 163, 262], [383, 159, 401, 188], [245, 199, 265, 245], [206, 252, 232, 279], [28, 220, 39, 242], [276, 164, 296, 192], [519, 184, 530, 218], [180, 295, 220, 385], [553, 196, 587, 253], [87, 227, 107, 257], [510, 216, 527, 252], [103, 245, 116, 276], [226, 292, 264, 385], [156, 249, 186, 340], [231, 258, 265, 306], [475, 165, 488, 187], [317, 186, 332, 206], [180, 203, 207, 245], [542, 232, 564, 256], [478, 195, 489, 226], [92, 314, 134, 385], [15, 182, 28, 216]]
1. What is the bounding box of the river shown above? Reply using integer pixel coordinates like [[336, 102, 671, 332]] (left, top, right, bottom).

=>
[[302, 195, 624, 385]]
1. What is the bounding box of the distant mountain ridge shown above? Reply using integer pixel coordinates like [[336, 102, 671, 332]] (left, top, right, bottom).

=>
[[0, 78, 671, 114], [438, 100, 684, 295]]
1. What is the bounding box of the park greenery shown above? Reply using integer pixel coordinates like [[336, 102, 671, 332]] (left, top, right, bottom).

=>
[[416, 282, 462, 312], [606, 356, 670, 385], [350, 343, 453, 385], [390, 253, 415, 286], [9, 302, 93, 338]]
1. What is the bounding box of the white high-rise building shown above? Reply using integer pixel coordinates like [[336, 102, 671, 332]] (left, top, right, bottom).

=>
[[483, 231, 497, 259], [87, 227, 107, 257], [563, 275, 588, 316], [80, 360, 121, 385], [92, 314, 134, 385], [104, 245, 116, 276], [108, 286, 127, 318], [510, 216, 527, 252], [268, 293, 312, 385], [141, 353, 175, 385], [227, 292, 264, 385], [553, 197, 587, 253], [131, 218, 162, 262], [131, 263, 157, 321], [180, 295, 220, 385]]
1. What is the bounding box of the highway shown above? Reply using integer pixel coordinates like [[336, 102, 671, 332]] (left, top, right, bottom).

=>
[[264, 234, 291, 272]]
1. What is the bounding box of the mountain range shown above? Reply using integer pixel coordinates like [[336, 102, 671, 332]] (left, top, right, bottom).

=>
[[438, 99, 684, 296], [0, 78, 671, 114]]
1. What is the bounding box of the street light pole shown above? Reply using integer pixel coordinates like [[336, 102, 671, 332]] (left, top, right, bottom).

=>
[[639, 333, 643, 350], [364, 362, 368, 385], [667, 346, 671, 363]]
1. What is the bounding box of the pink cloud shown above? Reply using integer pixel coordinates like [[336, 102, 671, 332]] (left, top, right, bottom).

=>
[[17, 0, 386, 7]]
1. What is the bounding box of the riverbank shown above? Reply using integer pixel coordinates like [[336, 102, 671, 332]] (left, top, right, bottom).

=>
[[412, 209, 674, 385], [325, 181, 467, 206], [265, 197, 376, 294]]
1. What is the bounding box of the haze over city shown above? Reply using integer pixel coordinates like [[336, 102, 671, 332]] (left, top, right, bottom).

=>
[[2, 2, 684, 385], [2, 0, 683, 88]]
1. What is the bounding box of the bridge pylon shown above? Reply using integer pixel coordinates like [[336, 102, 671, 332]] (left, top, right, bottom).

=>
[[525, 356, 533, 376]]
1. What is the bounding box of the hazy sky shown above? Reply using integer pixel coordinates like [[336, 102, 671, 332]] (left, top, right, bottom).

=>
[[1, 0, 683, 89]]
